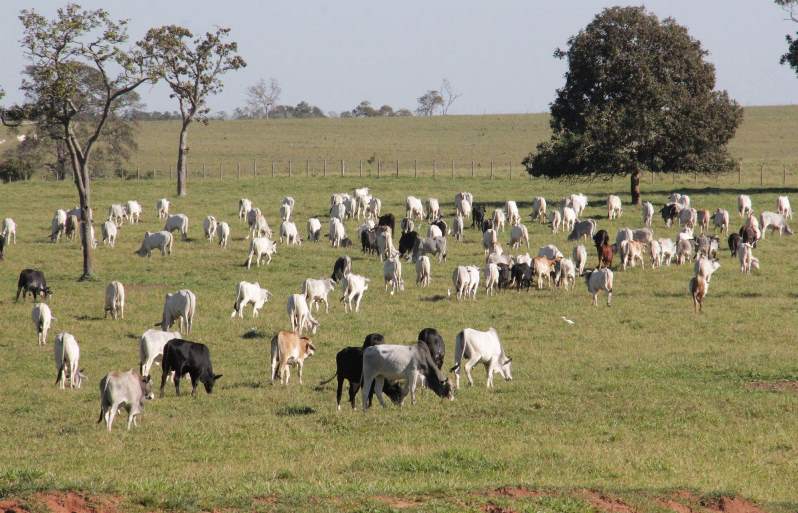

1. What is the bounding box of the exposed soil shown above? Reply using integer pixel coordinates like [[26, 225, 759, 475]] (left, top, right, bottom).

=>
[[482, 504, 519, 513], [488, 486, 547, 498], [702, 496, 768, 513], [0, 498, 29, 513], [34, 492, 120, 513], [373, 495, 424, 509], [746, 380, 798, 393], [582, 490, 638, 513]]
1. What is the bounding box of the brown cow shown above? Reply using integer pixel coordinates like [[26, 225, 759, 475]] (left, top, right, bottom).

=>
[[270, 331, 316, 385], [598, 243, 614, 269], [689, 275, 708, 313]]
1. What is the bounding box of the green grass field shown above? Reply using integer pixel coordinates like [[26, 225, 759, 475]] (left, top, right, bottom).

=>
[[0, 173, 797, 513]]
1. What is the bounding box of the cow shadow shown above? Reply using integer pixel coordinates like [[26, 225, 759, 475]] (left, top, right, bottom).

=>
[[647, 186, 798, 197], [226, 381, 262, 390], [276, 405, 315, 416], [75, 315, 103, 321], [421, 294, 448, 302], [242, 329, 268, 340]]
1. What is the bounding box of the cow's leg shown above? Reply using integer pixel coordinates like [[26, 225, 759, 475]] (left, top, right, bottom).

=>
[[606, 288, 613, 306], [190, 373, 199, 396], [409, 374, 418, 405], [107, 403, 119, 432], [464, 358, 478, 387], [323, 297, 329, 314], [174, 370, 181, 396], [362, 374, 373, 410], [336, 375, 345, 410], [349, 380, 361, 410], [298, 361, 304, 385], [374, 377, 387, 408]]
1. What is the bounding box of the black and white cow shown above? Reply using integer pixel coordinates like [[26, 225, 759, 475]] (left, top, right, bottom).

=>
[[377, 213, 396, 234], [417, 328, 445, 370], [159, 339, 221, 397], [398, 231, 419, 259], [331, 256, 352, 284]]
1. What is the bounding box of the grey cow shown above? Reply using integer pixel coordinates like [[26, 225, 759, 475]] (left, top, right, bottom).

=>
[[97, 370, 154, 432], [411, 236, 447, 263]]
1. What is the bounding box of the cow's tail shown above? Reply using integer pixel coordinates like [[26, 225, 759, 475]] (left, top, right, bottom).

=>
[[97, 376, 110, 423], [317, 371, 337, 387], [450, 330, 466, 373], [270, 334, 280, 381]]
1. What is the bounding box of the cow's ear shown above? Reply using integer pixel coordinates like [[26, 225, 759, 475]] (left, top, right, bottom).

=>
[[213, 374, 223, 381]]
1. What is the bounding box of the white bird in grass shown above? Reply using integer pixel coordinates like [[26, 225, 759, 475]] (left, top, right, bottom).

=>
[[561, 316, 575, 325]]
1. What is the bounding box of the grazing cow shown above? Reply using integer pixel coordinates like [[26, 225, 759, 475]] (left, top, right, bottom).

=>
[[341, 273, 369, 313], [532, 256, 557, 289], [164, 214, 189, 241], [361, 228, 378, 255], [302, 278, 336, 313], [484, 262, 499, 296], [568, 219, 596, 241], [694, 256, 721, 283], [451, 328, 512, 389], [455, 192, 473, 218], [492, 209, 506, 232], [426, 198, 440, 220], [32, 302, 54, 345], [416, 255, 432, 287], [777, 196, 792, 219], [555, 258, 577, 290], [375, 226, 396, 261], [101, 221, 118, 247], [54, 332, 83, 389], [738, 194, 753, 217], [246, 237, 277, 268], [759, 211, 793, 238], [472, 204, 486, 228], [66, 206, 84, 220], [203, 216, 218, 242], [2, 217, 17, 244], [160, 289, 196, 333], [696, 234, 720, 259], [367, 197, 382, 219], [139, 329, 182, 377], [561, 206, 577, 233], [280, 221, 301, 245], [531, 196, 547, 224], [728, 233, 741, 257], [136, 231, 173, 257], [506, 201, 521, 226], [497, 263, 513, 289], [331, 256, 352, 283], [649, 239, 662, 267], [620, 240, 645, 270], [451, 215, 465, 241], [565, 193, 588, 216], [270, 330, 316, 385], [417, 327, 446, 371], [282, 196, 296, 210], [713, 209, 730, 234], [97, 371, 153, 432], [160, 339, 221, 396], [452, 265, 479, 300], [377, 213, 396, 233], [330, 192, 345, 207], [549, 209, 562, 233], [125, 200, 142, 224], [65, 214, 79, 241], [412, 236, 447, 263], [248, 210, 272, 240], [217, 221, 230, 248], [287, 293, 319, 335], [510, 262, 532, 290], [383, 255, 405, 295], [658, 238, 676, 266], [50, 209, 67, 242], [330, 202, 347, 222], [482, 228, 498, 255], [405, 196, 424, 220], [689, 275, 708, 313], [16, 269, 51, 302], [279, 203, 292, 222], [585, 268, 614, 306], [231, 281, 272, 318], [633, 228, 653, 243], [642, 202, 654, 228], [156, 198, 170, 219], [660, 203, 681, 227], [306, 217, 322, 242], [104, 281, 125, 320], [329, 218, 346, 247], [607, 195, 623, 219], [509, 224, 529, 249], [538, 244, 563, 260], [676, 239, 694, 265], [362, 343, 453, 409], [400, 217, 415, 235], [573, 245, 587, 275], [697, 209, 711, 234], [597, 243, 614, 269], [108, 203, 126, 226], [738, 242, 758, 273], [679, 208, 697, 228]]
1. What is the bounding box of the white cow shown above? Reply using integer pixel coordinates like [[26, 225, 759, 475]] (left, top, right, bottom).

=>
[[287, 293, 319, 335], [139, 329, 182, 377], [352, 188, 369, 218], [104, 281, 125, 320], [426, 198, 440, 221], [164, 214, 189, 240], [101, 221, 118, 247], [566, 193, 588, 217], [738, 242, 758, 273], [759, 211, 793, 238], [246, 237, 277, 267], [538, 244, 563, 260], [427, 224, 443, 239], [301, 278, 336, 313], [561, 206, 577, 233], [83, 222, 98, 249], [341, 273, 369, 313], [161, 289, 196, 333], [54, 332, 83, 389], [125, 200, 142, 224], [777, 196, 792, 219], [492, 209, 506, 232], [328, 218, 346, 247], [97, 370, 153, 432], [649, 239, 662, 268], [676, 238, 693, 265], [738, 194, 753, 217], [572, 245, 587, 275], [217, 221, 230, 248], [383, 256, 405, 295], [32, 302, 54, 346], [405, 196, 424, 220], [280, 203, 292, 222], [452, 328, 512, 389], [505, 201, 521, 226], [452, 215, 465, 241], [455, 192, 474, 219], [549, 210, 562, 233], [509, 224, 529, 249], [642, 202, 654, 228], [607, 195, 623, 219], [452, 265, 479, 301], [203, 216, 217, 242], [557, 258, 577, 290], [231, 281, 272, 318], [51, 209, 67, 242], [280, 221, 301, 245], [367, 197, 382, 220], [238, 198, 253, 221], [108, 203, 126, 226], [2, 217, 17, 244], [658, 238, 676, 266], [713, 209, 730, 234], [248, 210, 272, 240], [585, 268, 614, 306], [416, 255, 432, 287], [307, 217, 322, 242], [482, 229, 498, 255], [135, 231, 173, 257], [679, 208, 697, 228], [330, 202, 347, 222], [484, 262, 499, 296], [531, 196, 547, 224], [282, 196, 296, 210], [156, 198, 170, 219], [620, 240, 645, 270], [694, 256, 721, 283]]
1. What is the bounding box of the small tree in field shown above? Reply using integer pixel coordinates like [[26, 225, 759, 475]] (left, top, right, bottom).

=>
[[524, 6, 743, 205], [1, 4, 152, 280], [416, 90, 443, 117], [139, 26, 245, 197]]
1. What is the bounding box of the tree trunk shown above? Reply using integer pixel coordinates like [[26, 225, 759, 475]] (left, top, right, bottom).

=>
[[630, 169, 641, 206], [176, 122, 189, 197], [74, 167, 93, 281]]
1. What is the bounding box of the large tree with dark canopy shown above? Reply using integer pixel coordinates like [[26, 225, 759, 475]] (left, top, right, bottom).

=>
[[524, 6, 743, 204]]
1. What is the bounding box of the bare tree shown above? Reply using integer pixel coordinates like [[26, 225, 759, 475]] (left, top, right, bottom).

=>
[[440, 78, 462, 115], [245, 77, 281, 119], [416, 90, 443, 117]]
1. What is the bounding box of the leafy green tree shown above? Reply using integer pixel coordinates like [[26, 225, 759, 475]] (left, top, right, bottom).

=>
[[139, 25, 245, 196], [524, 6, 743, 204], [777, 1, 798, 73], [1, 4, 153, 279]]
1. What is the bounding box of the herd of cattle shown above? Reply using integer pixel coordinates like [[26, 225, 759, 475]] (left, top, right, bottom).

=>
[[2, 186, 793, 431]]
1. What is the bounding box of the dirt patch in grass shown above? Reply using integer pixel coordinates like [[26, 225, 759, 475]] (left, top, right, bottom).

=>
[[0, 498, 30, 513], [746, 380, 798, 393], [488, 486, 547, 498], [701, 496, 768, 513], [373, 495, 424, 509], [482, 504, 519, 513], [32, 492, 121, 513], [582, 490, 637, 513]]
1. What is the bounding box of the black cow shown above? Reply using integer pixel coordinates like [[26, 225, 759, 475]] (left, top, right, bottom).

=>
[[497, 263, 512, 289], [728, 233, 741, 257], [739, 225, 759, 248], [510, 263, 532, 290], [340, 237, 353, 248], [160, 339, 221, 397], [593, 229, 610, 248], [0, 234, 5, 260], [398, 231, 419, 258], [360, 229, 378, 254], [318, 333, 402, 409], [431, 218, 448, 237], [377, 213, 395, 234], [16, 269, 51, 302], [481, 219, 493, 232], [660, 204, 680, 226], [472, 204, 486, 228], [331, 256, 352, 283], [418, 328, 445, 370]]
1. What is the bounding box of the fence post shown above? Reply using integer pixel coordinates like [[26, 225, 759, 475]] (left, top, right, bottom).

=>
[[203, 162, 206, 180], [471, 160, 475, 178], [342, 160, 345, 177], [271, 161, 275, 177], [253, 159, 256, 177], [136, 166, 140, 181], [433, 160, 436, 178], [323, 160, 326, 177], [359, 160, 363, 177], [651, 170, 654, 184], [219, 162, 222, 181], [738, 165, 742, 184], [289, 160, 293, 177], [451, 160, 455, 178], [169, 167, 173, 180], [509, 161, 512, 180], [414, 159, 417, 178], [760, 163, 764, 186], [306, 159, 310, 177], [490, 160, 494, 180], [237, 161, 241, 179], [784, 165, 787, 185], [396, 160, 399, 177], [377, 160, 381, 178]]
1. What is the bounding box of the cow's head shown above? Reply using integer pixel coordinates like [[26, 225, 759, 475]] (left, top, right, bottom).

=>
[[140, 374, 155, 400], [439, 378, 454, 401], [203, 374, 223, 394], [42, 286, 53, 298], [501, 357, 513, 381], [302, 339, 316, 357]]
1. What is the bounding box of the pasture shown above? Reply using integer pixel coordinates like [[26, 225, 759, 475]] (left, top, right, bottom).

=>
[[0, 174, 797, 513]]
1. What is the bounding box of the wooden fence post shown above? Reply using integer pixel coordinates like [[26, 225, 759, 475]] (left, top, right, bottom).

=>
[[237, 161, 241, 179], [342, 160, 346, 177], [433, 160, 436, 178], [306, 159, 310, 177], [490, 160, 494, 180], [253, 160, 256, 177], [414, 159, 417, 178], [323, 159, 327, 177], [169, 167, 173, 180], [271, 161, 275, 177], [784, 165, 787, 185], [738, 165, 742, 184], [203, 162, 206, 179], [760, 162, 764, 186], [509, 161, 512, 180], [219, 162, 222, 181], [377, 160, 381, 178], [471, 160, 475, 178], [396, 160, 399, 177], [289, 160, 293, 177], [359, 160, 363, 177], [136, 166, 140, 181], [451, 160, 455, 178]]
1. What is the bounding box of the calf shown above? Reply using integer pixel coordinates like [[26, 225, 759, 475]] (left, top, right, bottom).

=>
[[694, 256, 721, 283], [660, 203, 680, 227], [451, 215, 465, 241], [17, 268, 52, 302], [65, 214, 79, 241], [231, 281, 272, 318], [457, 198, 472, 220], [383, 255, 405, 295], [32, 302, 54, 345], [777, 196, 792, 219], [642, 201, 654, 228], [728, 232, 741, 257], [287, 293, 319, 335], [108, 203, 126, 226], [585, 268, 613, 306], [302, 277, 336, 313], [416, 255, 432, 287], [451, 328, 512, 389], [620, 240, 645, 270], [279, 203, 292, 222], [377, 213, 395, 233], [164, 214, 189, 240], [472, 204, 486, 228], [362, 343, 453, 409], [555, 258, 577, 290], [270, 330, 316, 385], [136, 231, 173, 257], [203, 215, 218, 242], [649, 239, 662, 267], [367, 197, 382, 219], [126, 200, 142, 223], [329, 218, 346, 247], [139, 328, 182, 377], [597, 243, 614, 269], [593, 229, 610, 248], [738, 242, 758, 274], [400, 217, 415, 234], [54, 332, 84, 389], [412, 236, 447, 263], [484, 262, 499, 296], [510, 262, 533, 290], [331, 256, 352, 284], [713, 208, 730, 234], [452, 265, 479, 300], [561, 206, 576, 232], [538, 244, 563, 260], [160, 338, 221, 396], [676, 238, 694, 265], [509, 224, 529, 249], [246, 237, 277, 268], [532, 256, 557, 289], [531, 196, 547, 223], [492, 208, 506, 232], [549, 209, 562, 233], [405, 196, 424, 220], [568, 219, 596, 241], [160, 289, 197, 333], [101, 221, 118, 247], [280, 221, 301, 245], [97, 371, 153, 431], [398, 231, 419, 258], [482, 228, 498, 255], [104, 281, 125, 320], [341, 273, 369, 313], [572, 245, 587, 275], [607, 194, 623, 219], [156, 198, 170, 219], [497, 263, 513, 289], [307, 217, 322, 242], [217, 221, 230, 248], [697, 209, 711, 233], [738, 194, 753, 217], [2, 217, 17, 244], [689, 275, 708, 313]]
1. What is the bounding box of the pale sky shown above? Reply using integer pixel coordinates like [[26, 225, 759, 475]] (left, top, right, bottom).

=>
[[1, 1, 796, 115]]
